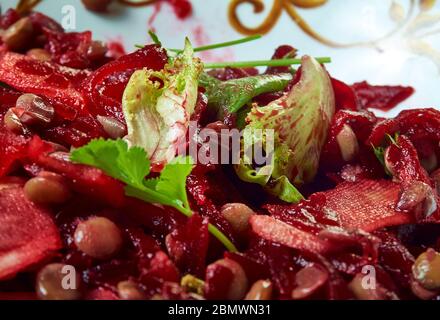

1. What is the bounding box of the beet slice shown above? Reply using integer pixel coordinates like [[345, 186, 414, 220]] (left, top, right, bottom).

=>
[[0, 185, 61, 280], [27, 136, 126, 208], [165, 214, 209, 277], [0, 52, 89, 120], [332, 78, 359, 111], [351, 81, 414, 112], [82, 44, 168, 122], [323, 179, 413, 232], [0, 117, 29, 178], [250, 215, 332, 254]]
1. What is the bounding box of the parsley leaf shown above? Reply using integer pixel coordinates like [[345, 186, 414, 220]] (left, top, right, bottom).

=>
[[71, 138, 238, 252]]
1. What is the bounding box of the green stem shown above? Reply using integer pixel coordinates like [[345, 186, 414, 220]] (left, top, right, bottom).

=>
[[204, 57, 331, 69], [169, 35, 262, 53], [180, 207, 238, 253], [148, 30, 161, 45], [208, 224, 238, 253]]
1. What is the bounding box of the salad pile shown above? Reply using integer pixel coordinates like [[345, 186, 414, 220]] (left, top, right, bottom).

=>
[[1, 7, 440, 301]]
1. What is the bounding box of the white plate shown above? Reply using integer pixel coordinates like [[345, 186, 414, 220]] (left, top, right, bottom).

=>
[[3, 0, 440, 116]]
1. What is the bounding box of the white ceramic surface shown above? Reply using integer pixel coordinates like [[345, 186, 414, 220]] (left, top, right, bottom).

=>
[[2, 0, 440, 117]]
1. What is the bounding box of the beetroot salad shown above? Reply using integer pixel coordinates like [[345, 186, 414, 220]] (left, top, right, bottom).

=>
[[0, 7, 439, 301]]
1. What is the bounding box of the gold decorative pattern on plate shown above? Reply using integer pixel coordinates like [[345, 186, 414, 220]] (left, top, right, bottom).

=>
[[228, 0, 439, 50]]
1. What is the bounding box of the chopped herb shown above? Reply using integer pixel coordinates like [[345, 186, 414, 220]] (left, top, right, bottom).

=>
[[136, 34, 262, 53], [71, 139, 237, 252], [170, 35, 262, 53], [372, 133, 399, 176], [204, 57, 331, 69], [148, 30, 162, 45]]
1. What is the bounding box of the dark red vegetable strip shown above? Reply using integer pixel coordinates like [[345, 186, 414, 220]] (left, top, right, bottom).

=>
[[322, 179, 413, 232], [250, 215, 333, 254], [352, 81, 414, 111], [0, 185, 62, 280], [27, 136, 126, 207], [82, 45, 168, 121], [0, 52, 89, 120], [332, 78, 359, 111]]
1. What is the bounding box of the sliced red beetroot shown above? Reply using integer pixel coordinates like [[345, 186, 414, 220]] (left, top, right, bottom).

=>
[[321, 110, 377, 170], [165, 214, 209, 278], [224, 252, 270, 285], [28, 12, 64, 34], [264, 243, 299, 297], [0, 186, 61, 280], [82, 45, 168, 122], [291, 263, 329, 300], [0, 52, 89, 120], [204, 260, 235, 300], [161, 282, 194, 300], [332, 78, 359, 111], [124, 200, 186, 241], [384, 135, 440, 222], [0, 86, 21, 112], [265, 193, 339, 235], [85, 287, 119, 300], [385, 135, 431, 185], [0, 118, 29, 178], [44, 29, 94, 69], [27, 136, 126, 207], [0, 9, 20, 29], [351, 81, 414, 111], [83, 260, 138, 288], [250, 215, 332, 254], [368, 108, 440, 147], [125, 228, 159, 261], [186, 169, 237, 246], [145, 251, 180, 283], [43, 115, 107, 148], [318, 228, 381, 264], [322, 179, 413, 232], [374, 231, 414, 290]]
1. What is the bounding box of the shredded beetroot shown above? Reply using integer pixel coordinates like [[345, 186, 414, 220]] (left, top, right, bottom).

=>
[[82, 45, 168, 122], [0, 118, 29, 178], [0, 87, 21, 111], [352, 81, 414, 111], [323, 179, 413, 232], [166, 214, 209, 277], [0, 52, 88, 120], [332, 78, 359, 111], [166, 0, 193, 19], [250, 215, 333, 254], [2, 9, 440, 301], [0, 9, 20, 30], [0, 186, 61, 280], [27, 136, 126, 207]]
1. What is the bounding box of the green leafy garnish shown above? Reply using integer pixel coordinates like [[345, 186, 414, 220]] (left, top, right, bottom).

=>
[[71, 138, 237, 253], [234, 56, 335, 203], [199, 72, 293, 117], [123, 38, 202, 166], [70, 138, 192, 212], [204, 57, 331, 69]]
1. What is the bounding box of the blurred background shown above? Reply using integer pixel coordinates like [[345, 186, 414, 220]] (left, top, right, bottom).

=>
[[2, 0, 440, 115]]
